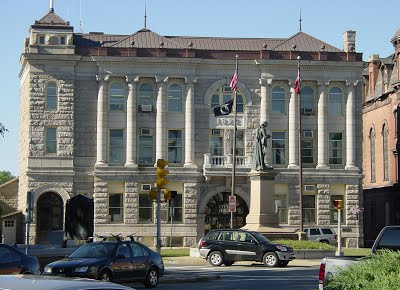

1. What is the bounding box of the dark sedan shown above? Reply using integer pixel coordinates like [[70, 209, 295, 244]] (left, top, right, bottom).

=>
[[0, 244, 40, 275], [43, 239, 164, 288]]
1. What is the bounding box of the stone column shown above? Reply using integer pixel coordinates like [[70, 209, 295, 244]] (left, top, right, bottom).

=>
[[288, 86, 298, 168], [317, 81, 329, 169], [155, 76, 167, 161], [259, 77, 272, 125], [345, 80, 358, 169], [125, 76, 139, 167], [184, 77, 197, 167], [95, 74, 109, 166]]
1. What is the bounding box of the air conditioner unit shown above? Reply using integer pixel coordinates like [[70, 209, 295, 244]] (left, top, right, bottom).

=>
[[302, 107, 314, 115], [141, 184, 151, 191], [140, 128, 151, 135], [212, 129, 221, 136], [141, 104, 152, 112], [303, 130, 314, 138], [304, 185, 315, 192], [223, 85, 232, 93]]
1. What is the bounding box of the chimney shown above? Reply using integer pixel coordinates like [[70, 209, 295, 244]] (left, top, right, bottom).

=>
[[343, 31, 356, 52], [368, 54, 380, 96]]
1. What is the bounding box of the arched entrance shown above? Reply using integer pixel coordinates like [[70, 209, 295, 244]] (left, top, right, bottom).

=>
[[36, 192, 63, 244], [204, 192, 249, 233]]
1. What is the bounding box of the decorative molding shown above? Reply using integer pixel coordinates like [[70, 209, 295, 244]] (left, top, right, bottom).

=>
[[259, 77, 273, 86], [185, 76, 198, 84]]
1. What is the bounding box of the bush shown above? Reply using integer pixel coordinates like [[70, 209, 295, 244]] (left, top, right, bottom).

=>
[[326, 250, 400, 290], [272, 239, 334, 250]]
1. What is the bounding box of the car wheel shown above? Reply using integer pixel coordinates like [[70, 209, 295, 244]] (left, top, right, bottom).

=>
[[224, 261, 235, 266], [208, 251, 224, 266], [263, 252, 279, 267], [98, 269, 112, 282], [279, 261, 289, 267], [144, 267, 159, 288]]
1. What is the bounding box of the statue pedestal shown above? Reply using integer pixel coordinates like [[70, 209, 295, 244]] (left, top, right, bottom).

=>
[[242, 169, 298, 239]]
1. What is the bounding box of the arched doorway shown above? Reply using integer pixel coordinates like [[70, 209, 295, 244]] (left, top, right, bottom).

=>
[[204, 192, 249, 233], [36, 192, 63, 244]]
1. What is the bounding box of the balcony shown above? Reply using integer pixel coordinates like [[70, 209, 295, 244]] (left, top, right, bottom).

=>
[[203, 153, 253, 178]]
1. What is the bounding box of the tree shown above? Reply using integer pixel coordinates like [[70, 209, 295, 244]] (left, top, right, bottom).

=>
[[0, 171, 15, 185], [0, 123, 8, 137]]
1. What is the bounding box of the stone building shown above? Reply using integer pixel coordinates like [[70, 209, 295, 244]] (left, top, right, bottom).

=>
[[18, 5, 365, 247], [362, 28, 400, 247]]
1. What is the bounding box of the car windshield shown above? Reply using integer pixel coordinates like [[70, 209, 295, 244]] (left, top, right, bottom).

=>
[[68, 243, 114, 258], [251, 232, 270, 243]]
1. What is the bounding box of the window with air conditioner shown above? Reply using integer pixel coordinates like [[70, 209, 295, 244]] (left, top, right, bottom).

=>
[[303, 130, 313, 138], [304, 185, 315, 192], [212, 129, 221, 136], [141, 104, 152, 112], [141, 184, 151, 191], [140, 128, 151, 135]]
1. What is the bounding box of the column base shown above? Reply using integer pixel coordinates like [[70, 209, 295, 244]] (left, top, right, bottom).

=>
[[345, 165, 359, 170], [95, 162, 107, 167], [124, 162, 138, 168], [184, 162, 198, 168], [316, 164, 330, 169], [287, 163, 299, 169]]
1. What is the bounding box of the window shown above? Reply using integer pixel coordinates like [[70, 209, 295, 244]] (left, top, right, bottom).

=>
[[60, 36, 66, 45], [168, 84, 183, 112], [138, 83, 154, 109], [301, 86, 315, 114], [329, 132, 343, 165], [131, 243, 145, 257], [109, 82, 125, 111], [271, 85, 286, 113], [46, 82, 57, 110], [116, 244, 131, 259], [138, 131, 153, 165], [168, 192, 183, 223], [210, 86, 245, 113], [272, 132, 286, 164], [210, 130, 223, 156], [370, 128, 376, 182], [0, 248, 15, 263], [168, 130, 182, 163], [330, 195, 345, 224], [39, 35, 45, 45], [109, 129, 124, 164], [275, 194, 287, 223], [303, 195, 316, 223], [383, 124, 389, 181], [108, 192, 123, 223], [219, 231, 238, 242], [231, 130, 245, 156], [302, 130, 314, 164], [139, 190, 153, 223], [329, 87, 343, 116], [45, 127, 57, 154]]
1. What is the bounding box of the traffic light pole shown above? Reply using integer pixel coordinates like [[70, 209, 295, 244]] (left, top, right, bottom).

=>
[[156, 188, 161, 254]]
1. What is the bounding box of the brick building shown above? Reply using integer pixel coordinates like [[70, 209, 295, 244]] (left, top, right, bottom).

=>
[[362, 28, 400, 246], [18, 5, 365, 246]]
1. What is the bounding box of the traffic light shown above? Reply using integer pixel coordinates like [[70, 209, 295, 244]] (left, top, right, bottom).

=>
[[156, 159, 169, 189], [149, 189, 158, 201], [163, 189, 171, 200], [333, 199, 343, 209]]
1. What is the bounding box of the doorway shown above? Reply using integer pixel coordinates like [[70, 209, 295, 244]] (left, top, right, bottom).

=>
[[36, 192, 63, 244]]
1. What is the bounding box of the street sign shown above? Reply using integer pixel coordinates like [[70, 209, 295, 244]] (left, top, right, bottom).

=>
[[229, 196, 236, 213]]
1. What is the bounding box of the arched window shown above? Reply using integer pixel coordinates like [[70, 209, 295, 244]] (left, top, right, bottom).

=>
[[370, 128, 376, 183], [271, 85, 286, 114], [383, 124, 389, 181], [300, 86, 314, 114], [138, 83, 154, 111], [210, 86, 244, 113], [109, 82, 125, 111], [329, 87, 343, 116], [46, 82, 57, 110], [168, 83, 182, 112]]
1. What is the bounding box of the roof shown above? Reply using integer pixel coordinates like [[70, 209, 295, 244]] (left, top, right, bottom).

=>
[[32, 10, 71, 29], [392, 28, 400, 42]]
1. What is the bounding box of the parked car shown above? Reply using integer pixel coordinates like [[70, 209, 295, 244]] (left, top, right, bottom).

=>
[[0, 274, 136, 290], [319, 225, 400, 289], [198, 229, 295, 267], [304, 227, 337, 245], [0, 244, 40, 275], [43, 237, 164, 288]]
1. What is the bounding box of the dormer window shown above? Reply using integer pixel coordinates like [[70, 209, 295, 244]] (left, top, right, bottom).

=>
[[39, 35, 45, 45]]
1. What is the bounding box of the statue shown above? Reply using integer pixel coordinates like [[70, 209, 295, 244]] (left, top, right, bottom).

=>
[[252, 121, 272, 171]]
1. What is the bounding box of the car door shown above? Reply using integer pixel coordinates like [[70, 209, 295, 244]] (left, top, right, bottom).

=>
[[236, 232, 259, 261], [218, 230, 239, 260], [0, 246, 20, 274], [309, 228, 322, 242], [129, 242, 148, 279], [113, 243, 133, 281]]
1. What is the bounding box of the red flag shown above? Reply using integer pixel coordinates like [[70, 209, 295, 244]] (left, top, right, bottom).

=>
[[294, 68, 300, 94], [229, 69, 238, 91]]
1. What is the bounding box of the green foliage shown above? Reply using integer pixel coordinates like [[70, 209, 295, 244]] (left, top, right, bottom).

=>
[[272, 239, 334, 250], [342, 247, 371, 256], [0, 171, 16, 185], [161, 247, 190, 257], [326, 250, 400, 290]]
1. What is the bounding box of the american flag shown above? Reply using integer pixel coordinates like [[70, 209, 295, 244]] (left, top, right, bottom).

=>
[[294, 68, 300, 94], [229, 69, 238, 91]]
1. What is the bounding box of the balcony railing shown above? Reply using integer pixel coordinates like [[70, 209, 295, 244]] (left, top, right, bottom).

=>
[[203, 153, 253, 168]]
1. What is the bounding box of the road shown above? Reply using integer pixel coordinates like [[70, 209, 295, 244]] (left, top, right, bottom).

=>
[[127, 264, 319, 290]]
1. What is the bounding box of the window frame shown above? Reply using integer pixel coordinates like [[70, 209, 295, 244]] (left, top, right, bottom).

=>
[[328, 86, 343, 116], [272, 131, 286, 165], [302, 193, 316, 224], [271, 85, 286, 114], [45, 82, 58, 111], [167, 83, 183, 112], [109, 129, 124, 164], [45, 127, 57, 155], [328, 132, 343, 165], [301, 130, 314, 165], [138, 83, 155, 111], [139, 185, 154, 224], [210, 129, 224, 156], [108, 192, 124, 223], [168, 129, 183, 164], [370, 128, 376, 183], [210, 86, 245, 113], [330, 194, 345, 224], [138, 130, 153, 165], [168, 192, 183, 223], [274, 194, 287, 223], [300, 86, 315, 114], [109, 82, 125, 111], [383, 124, 389, 181]]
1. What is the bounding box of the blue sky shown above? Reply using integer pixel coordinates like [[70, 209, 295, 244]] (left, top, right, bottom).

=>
[[0, 0, 399, 176]]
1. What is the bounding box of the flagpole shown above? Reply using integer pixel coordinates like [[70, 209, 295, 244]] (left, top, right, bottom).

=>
[[297, 55, 304, 236], [230, 55, 238, 229]]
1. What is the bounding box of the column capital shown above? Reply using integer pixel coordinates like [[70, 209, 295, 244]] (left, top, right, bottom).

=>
[[345, 80, 360, 87], [259, 77, 272, 86], [126, 75, 140, 83], [96, 74, 110, 82], [317, 80, 330, 87], [185, 76, 198, 84]]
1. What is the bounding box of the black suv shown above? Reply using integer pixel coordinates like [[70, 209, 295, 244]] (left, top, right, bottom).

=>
[[43, 237, 164, 288], [199, 229, 295, 267]]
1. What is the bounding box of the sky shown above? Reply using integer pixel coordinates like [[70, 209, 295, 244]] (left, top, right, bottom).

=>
[[0, 0, 399, 176]]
